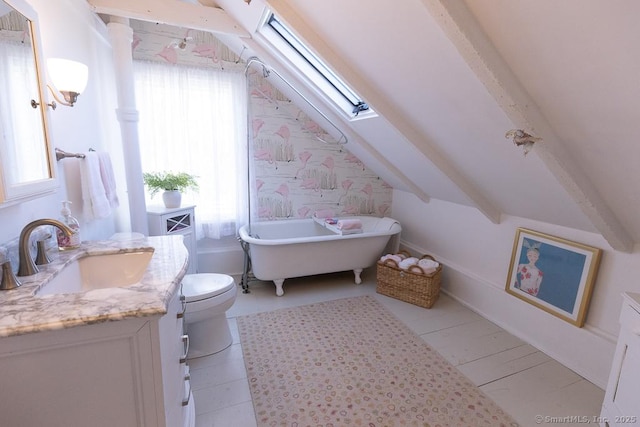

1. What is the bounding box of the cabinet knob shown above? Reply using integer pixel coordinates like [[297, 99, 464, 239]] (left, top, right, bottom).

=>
[[179, 334, 189, 363], [182, 381, 192, 407], [182, 371, 192, 407], [177, 302, 187, 319], [177, 290, 187, 318]]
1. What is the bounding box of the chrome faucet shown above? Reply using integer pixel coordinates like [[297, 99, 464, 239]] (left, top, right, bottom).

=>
[[17, 219, 74, 277]]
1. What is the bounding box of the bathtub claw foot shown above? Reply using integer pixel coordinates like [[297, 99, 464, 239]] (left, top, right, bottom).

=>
[[273, 279, 285, 296], [353, 269, 363, 284]]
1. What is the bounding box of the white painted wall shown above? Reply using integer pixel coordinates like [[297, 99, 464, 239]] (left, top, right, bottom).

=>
[[392, 189, 640, 388], [0, 0, 125, 244]]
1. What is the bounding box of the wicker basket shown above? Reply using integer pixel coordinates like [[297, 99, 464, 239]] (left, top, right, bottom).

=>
[[376, 250, 442, 308]]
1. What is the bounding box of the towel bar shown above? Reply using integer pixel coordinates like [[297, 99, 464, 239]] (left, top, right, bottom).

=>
[[55, 148, 85, 161]]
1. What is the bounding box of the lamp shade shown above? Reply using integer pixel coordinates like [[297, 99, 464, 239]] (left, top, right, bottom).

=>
[[47, 58, 88, 94]]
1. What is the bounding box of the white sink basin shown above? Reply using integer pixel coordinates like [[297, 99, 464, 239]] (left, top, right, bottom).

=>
[[35, 250, 154, 296]]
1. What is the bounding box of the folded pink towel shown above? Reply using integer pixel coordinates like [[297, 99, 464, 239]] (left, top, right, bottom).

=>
[[337, 218, 362, 230], [380, 254, 402, 264], [418, 259, 439, 270], [314, 209, 335, 219]]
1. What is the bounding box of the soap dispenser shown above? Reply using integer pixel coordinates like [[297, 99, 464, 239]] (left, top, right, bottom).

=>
[[57, 201, 80, 250]]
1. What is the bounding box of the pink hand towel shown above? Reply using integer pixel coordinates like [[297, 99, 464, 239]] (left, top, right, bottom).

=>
[[336, 218, 362, 230]]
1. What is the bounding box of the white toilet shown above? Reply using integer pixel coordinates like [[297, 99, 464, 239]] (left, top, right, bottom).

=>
[[181, 273, 237, 359]]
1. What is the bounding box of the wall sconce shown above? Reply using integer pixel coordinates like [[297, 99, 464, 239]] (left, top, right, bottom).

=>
[[45, 58, 88, 109]]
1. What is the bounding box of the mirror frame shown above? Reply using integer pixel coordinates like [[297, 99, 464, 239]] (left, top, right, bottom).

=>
[[0, 0, 57, 206]]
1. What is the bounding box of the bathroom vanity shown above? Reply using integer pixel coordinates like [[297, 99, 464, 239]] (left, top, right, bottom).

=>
[[0, 236, 193, 427]]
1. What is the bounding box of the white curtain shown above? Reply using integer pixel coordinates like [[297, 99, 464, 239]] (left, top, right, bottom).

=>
[[134, 60, 248, 239]]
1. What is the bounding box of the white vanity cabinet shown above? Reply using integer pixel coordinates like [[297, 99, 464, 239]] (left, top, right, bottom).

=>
[[600, 292, 640, 427], [0, 290, 193, 427], [148, 205, 198, 274]]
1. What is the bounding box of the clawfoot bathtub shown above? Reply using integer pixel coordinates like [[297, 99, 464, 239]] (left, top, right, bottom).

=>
[[238, 216, 401, 296]]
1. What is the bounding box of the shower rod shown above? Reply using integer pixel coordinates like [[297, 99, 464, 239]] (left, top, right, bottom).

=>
[[244, 57, 348, 145]]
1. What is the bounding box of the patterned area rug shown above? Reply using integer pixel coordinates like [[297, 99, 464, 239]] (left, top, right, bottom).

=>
[[237, 295, 519, 427]]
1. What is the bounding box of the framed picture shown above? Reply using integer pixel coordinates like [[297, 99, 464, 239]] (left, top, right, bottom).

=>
[[505, 228, 602, 327]]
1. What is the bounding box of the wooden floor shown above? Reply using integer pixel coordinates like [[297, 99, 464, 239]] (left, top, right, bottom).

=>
[[189, 269, 604, 427]]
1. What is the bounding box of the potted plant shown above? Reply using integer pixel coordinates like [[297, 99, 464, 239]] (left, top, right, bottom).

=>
[[143, 171, 199, 208]]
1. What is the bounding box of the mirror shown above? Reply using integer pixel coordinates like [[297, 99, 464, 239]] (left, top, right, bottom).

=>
[[0, 0, 56, 205]]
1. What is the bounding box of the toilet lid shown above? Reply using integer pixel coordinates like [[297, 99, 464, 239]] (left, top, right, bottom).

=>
[[182, 273, 235, 302]]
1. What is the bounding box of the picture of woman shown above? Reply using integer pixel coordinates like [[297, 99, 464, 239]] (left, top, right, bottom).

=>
[[506, 228, 601, 327], [514, 240, 543, 297]]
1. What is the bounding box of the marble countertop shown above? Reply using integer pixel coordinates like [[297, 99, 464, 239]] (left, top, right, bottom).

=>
[[0, 235, 188, 338]]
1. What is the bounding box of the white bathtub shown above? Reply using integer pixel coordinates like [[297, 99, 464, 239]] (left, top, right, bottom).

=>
[[238, 216, 401, 296]]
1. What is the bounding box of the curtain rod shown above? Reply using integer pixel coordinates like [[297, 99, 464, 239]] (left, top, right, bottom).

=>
[[244, 57, 348, 145]]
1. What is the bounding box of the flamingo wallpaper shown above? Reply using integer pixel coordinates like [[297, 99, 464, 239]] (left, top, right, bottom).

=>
[[130, 20, 392, 220]]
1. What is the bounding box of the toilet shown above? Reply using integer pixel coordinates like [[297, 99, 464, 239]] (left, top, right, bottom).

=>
[[181, 273, 237, 359]]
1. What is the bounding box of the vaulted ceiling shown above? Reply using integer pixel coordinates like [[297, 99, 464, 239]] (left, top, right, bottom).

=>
[[88, 0, 640, 252]]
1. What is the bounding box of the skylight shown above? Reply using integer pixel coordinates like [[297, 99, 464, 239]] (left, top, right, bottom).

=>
[[261, 14, 371, 118]]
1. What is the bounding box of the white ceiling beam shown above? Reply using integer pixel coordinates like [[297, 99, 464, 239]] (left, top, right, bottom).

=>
[[86, 0, 250, 38], [265, 0, 501, 224], [421, 0, 633, 252]]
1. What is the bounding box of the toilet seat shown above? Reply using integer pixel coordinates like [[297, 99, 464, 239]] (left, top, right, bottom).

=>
[[182, 273, 235, 303]]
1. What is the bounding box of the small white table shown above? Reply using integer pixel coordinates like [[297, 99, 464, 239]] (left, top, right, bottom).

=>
[[148, 205, 198, 274]]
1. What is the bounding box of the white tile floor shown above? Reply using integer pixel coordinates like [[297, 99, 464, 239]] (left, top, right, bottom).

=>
[[189, 269, 604, 427]]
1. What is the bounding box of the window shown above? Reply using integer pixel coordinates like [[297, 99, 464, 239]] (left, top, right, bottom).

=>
[[134, 60, 247, 239], [261, 14, 371, 119]]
